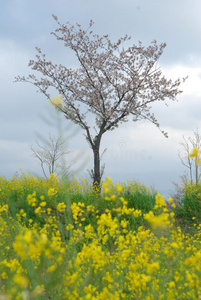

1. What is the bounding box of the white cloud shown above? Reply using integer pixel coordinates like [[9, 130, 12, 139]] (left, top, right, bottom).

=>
[[0, 140, 34, 176], [0, 39, 31, 77], [162, 64, 201, 97]]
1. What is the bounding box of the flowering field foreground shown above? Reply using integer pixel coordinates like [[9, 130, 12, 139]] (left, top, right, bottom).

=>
[[0, 174, 201, 299]]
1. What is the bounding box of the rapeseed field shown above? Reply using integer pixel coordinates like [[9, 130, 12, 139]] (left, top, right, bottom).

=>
[[0, 172, 201, 299]]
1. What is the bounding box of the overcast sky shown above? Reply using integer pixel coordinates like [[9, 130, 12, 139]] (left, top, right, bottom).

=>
[[0, 0, 201, 197]]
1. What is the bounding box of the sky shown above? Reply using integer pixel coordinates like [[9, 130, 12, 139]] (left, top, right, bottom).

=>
[[0, 0, 201, 197]]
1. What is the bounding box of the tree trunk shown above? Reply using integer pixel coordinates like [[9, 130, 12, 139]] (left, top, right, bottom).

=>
[[196, 161, 198, 185], [93, 148, 101, 186], [92, 136, 101, 188]]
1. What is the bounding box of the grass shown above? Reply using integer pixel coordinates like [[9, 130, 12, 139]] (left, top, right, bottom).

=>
[[0, 172, 201, 299]]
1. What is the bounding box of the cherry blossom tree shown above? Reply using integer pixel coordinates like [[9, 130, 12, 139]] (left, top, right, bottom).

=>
[[16, 15, 186, 187]]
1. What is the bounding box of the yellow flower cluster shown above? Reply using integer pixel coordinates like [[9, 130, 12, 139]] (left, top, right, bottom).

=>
[[71, 202, 85, 224], [57, 202, 66, 212], [13, 229, 49, 261], [0, 204, 9, 213], [144, 210, 170, 230], [27, 191, 37, 206], [48, 187, 57, 197], [154, 193, 166, 209]]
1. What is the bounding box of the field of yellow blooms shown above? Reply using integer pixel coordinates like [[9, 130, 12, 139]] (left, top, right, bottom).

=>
[[0, 172, 201, 299]]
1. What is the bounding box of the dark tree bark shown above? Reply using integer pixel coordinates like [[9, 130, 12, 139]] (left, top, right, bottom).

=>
[[92, 137, 101, 186]]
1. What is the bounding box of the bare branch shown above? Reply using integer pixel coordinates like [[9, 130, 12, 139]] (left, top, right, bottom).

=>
[[178, 129, 201, 184], [31, 135, 71, 177]]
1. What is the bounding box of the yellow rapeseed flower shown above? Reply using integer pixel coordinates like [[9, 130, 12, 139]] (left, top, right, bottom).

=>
[[48, 188, 57, 197], [1, 271, 8, 279], [121, 219, 128, 228], [0, 204, 9, 213], [23, 230, 32, 243], [154, 193, 166, 209], [57, 202, 66, 212], [105, 176, 112, 185], [171, 242, 180, 249], [47, 264, 57, 272], [31, 285, 44, 298], [168, 281, 176, 288], [133, 209, 142, 218], [49, 95, 62, 107], [147, 262, 160, 274], [35, 206, 41, 214], [102, 182, 110, 194], [110, 195, 116, 201], [117, 183, 123, 192], [13, 274, 29, 289], [189, 148, 201, 165], [66, 224, 74, 231], [168, 197, 173, 204], [144, 211, 169, 230]]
